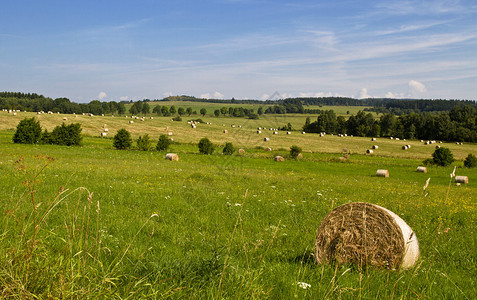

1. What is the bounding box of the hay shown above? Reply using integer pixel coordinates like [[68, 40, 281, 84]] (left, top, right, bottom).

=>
[[455, 176, 468, 184], [376, 169, 389, 177], [366, 149, 373, 154], [264, 137, 270, 141], [297, 153, 303, 159], [372, 145, 378, 149], [165, 153, 179, 161], [416, 166, 427, 173], [238, 149, 245, 154], [274, 156, 285, 162], [265, 147, 272, 152], [315, 202, 419, 269], [223, 130, 228, 134]]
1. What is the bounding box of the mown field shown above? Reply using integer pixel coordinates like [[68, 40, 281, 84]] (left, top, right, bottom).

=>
[[0, 110, 476, 298]]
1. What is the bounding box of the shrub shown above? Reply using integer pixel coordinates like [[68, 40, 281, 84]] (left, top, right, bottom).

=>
[[49, 123, 82, 146], [198, 137, 214, 155], [223, 142, 234, 155], [113, 128, 132, 150], [464, 153, 477, 168], [432, 147, 454, 166], [13, 117, 42, 144], [156, 134, 171, 151], [290, 145, 302, 159], [136, 134, 152, 151], [172, 116, 182, 121]]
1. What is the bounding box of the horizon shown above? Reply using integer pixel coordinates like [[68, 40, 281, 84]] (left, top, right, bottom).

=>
[[1, 1, 476, 103]]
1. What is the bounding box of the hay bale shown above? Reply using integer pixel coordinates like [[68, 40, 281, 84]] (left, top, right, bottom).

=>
[[264, 137, 270, 141], [416, 166, 427, 173], [402, 145, 408, 150], [366, 149, 373, 154], [371, 138, 377, 141], [315, 202, 419, 269], [287, 131, 291, 135], [265, 147, 272, 152], [274, 156, 285, 162], [129, 120, 134, 124], [63, 117, 67, 121], [257, 130, 261, 134], [273, 131, 278, 135], [103, 128, 109, 132], [165, 153, 179, 161], [223, 130, 228, 134], [100, 132, 107, 137], [302, 131, 306, 134], [435, 145, 440, 149], [372, 145, 378, 149], [238, 149, 245, 154], [455, 176, 468, 184], [376, 169, 389, 177], [297, 153, 303, 159]]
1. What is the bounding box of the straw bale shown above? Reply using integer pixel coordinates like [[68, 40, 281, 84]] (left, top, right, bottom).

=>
[[100, 132, 107, 137], [376, 169, 389, 177], [372, 145, 378, 149], [238, 149, 245, 154], [257, 130, 261, 134], [103, 128, 109, 132], [315, 202, 419, 269], [416, 166, 427, 173], [297, 153, 303, 159], [165, 153, 179, 161], [455, 176, 468, 184], [274, 156, 285, 162], [223, 130, 228, 134], [371, 138, 376, 141], [366, 149, 373, 154], [264, 137, 270, 141], [265, 147, 272, 152], [129, 120, 134, 124]]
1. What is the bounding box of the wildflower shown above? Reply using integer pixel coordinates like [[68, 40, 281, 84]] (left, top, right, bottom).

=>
[[296, 281, 311, 289]]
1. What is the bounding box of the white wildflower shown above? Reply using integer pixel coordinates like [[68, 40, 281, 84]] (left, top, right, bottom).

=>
[[296, 281, 311, 289]]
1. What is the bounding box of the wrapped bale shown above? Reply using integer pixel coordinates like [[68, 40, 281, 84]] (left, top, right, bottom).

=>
[[315, 202, 419, 269], [455, 176, 468, 184], [416, 166, 427, 173], [376, 169, 389, 177], [274, 156, 285, 162], [265, 147, 272, 152], [366, 149, 374, 154], [372, 145, 378, 149], [165, 153, 179, 161]]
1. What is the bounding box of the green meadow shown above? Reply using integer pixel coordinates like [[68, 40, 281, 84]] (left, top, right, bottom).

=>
[[0, 110, 476, 298]]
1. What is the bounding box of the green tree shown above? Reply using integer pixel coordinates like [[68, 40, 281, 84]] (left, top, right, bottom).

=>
[[200, 108, 207, 116], [186, 107, 193, 116], [129, 105, 138, 115], [113, 128, 132, 150], [257, 107, 263, 116], [290, 145, 302, 159], [169, 106, 177, 115], [223, 142, 234, 155], [141, 103, 150, 114], [156, 134, 171, 151], [198, 137, 214, 154], [432, 147, 454, 166], [153, 105, 162, 116], [178, 107, 185, 116], [49, 123, 82, 146], [214, 109, 220, 117], [136, 134, 152, 151], [117, 103, 126, 115], [464, 153, 477, 168], [13, 117, 42, 144], [161, 106, 170, 116], [220, 107, 227, 116]]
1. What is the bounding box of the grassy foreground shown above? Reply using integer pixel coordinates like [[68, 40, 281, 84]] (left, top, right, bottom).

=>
[[0, 130, 476, 298]]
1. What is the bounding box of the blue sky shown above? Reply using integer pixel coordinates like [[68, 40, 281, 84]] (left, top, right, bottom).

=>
[[1, 0, 476, 102]]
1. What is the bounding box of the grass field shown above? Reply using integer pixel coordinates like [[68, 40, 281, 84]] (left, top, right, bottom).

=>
[[0, 110, 476, 298]]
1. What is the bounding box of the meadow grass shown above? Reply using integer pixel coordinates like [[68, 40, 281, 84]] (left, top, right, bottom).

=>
[[0, 122, 476, 298]]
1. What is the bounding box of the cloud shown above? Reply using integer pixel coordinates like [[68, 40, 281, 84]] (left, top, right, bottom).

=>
[[214, 91, 225, 99], [359, 88, 371, 99], [408, 80, 427, 96], [385, 92, 405, 98], [162, 92, 173, 98], [98, 92, 107, 100], [261, 94, 270, 100], [119, 96, 129, 101], [200, 93, 211, 99]]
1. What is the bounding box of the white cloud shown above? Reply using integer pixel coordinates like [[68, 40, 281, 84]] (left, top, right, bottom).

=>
[[359, 88, 371, 99], [162, 92, 173, 98], [200, 93, 211, 99], [261, 94, 270, 100], [408, 80, 427, 96], [214, 91, 225, 99], [119, 96, 129, 101], [385, 92, 405, 98], [98, 92, 107, 100]]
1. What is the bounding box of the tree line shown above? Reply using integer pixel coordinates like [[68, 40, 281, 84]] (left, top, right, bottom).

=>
[[303, 105, 477, 142]]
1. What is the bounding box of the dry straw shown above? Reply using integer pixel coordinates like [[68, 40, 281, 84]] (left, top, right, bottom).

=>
[[417, 166, 427, 173], [315, 202, 419, 269], [165, 153, 179, 161], [376, 169, 389, 177], [274, 156, 285, 162], [455, 176, 468, 184], [238, 149, 245, 154]]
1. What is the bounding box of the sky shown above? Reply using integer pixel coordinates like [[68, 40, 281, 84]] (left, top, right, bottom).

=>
[[1, 0, 476, 103]]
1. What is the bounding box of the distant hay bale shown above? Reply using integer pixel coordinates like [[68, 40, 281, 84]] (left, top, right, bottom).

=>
[[273, 131, 278, 135], [265, 147, 272, 152], [366, 149, 373, 154], [402, 145, 408, 150], [274, 156, 285, 162], [302, 131, 306, 134], [315, 202, 419, 269], [100, 132, 107, 137], [257, 130, 261, 134], [103, 124, 107, 128], [435, 145, 440, 149], [372, 145, 378, 149], [264, 137, 270, 141], [167, 132, 173, 136], [165, 153, 179, 161], [63, 117, 67, 121], [103, 128, 109, 132], [191, 124, 196, 128], [297, 153, 303, 159], [371, 138, 377, 141], [129, 120, 134, 124], [455, 176, 468, 184], [238, 149, 245, 154], [416, 166, 427, 173], [287, 131, 291, 135], [376, 169, 389, 177], [223, 130, 228, 134]]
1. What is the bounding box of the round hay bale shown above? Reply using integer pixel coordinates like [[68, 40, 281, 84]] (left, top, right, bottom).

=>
[[366, 149, 373, 154], [257, 130, 261, 134], [100, 132, 107, 137], [265, 147, 272, 152], [297, 153, 303, 159], [435, 145, 440, 149], [238, 148, 245, 154], [103, 128, 109, 132], [315, 202, 419, 269], [165, 153, 179, 161], [274, 156, 285, 162], [372, 145, 378, 149], [416, 166, 427, 173], [287, 131, 291, 135], [223, 130, 228, 134], [264, 137, 270, 142], [402, 145, 407, 150], [371, 138, 376, 141], [376, 169, 389, 177], [129, 120, 134, 124], [455, 176, 468, 184], [302, 131, 306, 134]]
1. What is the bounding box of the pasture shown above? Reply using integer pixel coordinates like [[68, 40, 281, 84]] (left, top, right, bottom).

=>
[[0, 110, 476, 298]]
